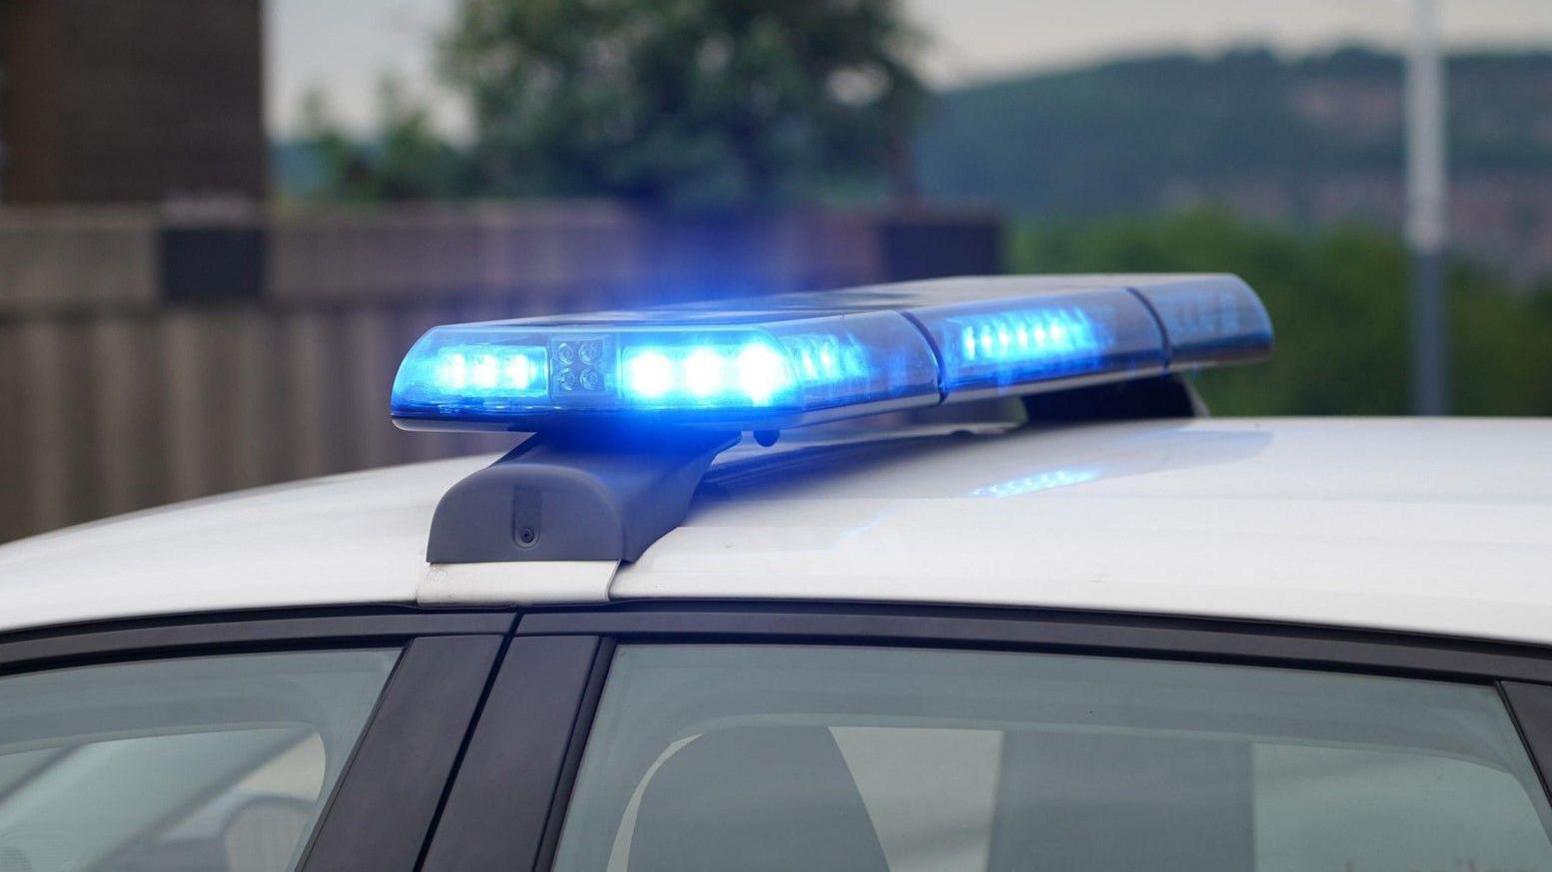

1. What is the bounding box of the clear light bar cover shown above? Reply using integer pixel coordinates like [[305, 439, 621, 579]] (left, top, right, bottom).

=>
[[390, 311, 941, 429], [391, 274, 1272, 431], [1128, 275, 1274, 365]]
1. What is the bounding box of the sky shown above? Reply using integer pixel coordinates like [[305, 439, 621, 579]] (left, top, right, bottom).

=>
[[266, 0, 1552, 138]]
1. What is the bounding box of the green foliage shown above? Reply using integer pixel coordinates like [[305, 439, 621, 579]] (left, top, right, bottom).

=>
[[293, 80, 474, 202], [440, 0, 925, 208], [1451, 266, 1552, 415], [1011, 210, 1552, 416]]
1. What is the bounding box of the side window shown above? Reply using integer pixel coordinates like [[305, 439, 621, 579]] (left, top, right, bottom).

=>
[[0, 648, 397, 872], [554, 645, 1552, 872]]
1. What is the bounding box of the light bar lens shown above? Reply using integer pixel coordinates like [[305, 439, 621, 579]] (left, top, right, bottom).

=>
[[390, 312, 940, 428], [910, 288, 1167, 397], [391, 275, 1272, 431], [1129, 276, 1273, 365]]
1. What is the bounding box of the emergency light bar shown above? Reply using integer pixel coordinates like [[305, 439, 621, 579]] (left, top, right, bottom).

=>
[[391, 274, 1271, 433]]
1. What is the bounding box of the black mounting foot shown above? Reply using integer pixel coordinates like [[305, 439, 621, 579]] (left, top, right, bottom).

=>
[[427, 428, 738, 564]]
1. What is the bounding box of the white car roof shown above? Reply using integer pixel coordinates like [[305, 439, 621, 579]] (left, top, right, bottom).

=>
[[1, 417, 1550, 645]]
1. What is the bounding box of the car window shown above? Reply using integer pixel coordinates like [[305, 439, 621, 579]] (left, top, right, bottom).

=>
[[0, 648, 397, 872], [554, 645, 1552, 872]]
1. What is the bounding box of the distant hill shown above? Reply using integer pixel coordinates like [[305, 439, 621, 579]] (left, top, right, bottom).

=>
[[915, 47, 1552, 279]]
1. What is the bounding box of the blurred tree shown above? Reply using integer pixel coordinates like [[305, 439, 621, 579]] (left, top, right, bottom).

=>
[[295, 77, 473, 202], [441, 0, 926, 207], [1011, 210, 1552, 416]]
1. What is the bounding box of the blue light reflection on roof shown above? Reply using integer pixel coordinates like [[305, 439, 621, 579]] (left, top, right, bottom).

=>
[[970, 467, 1098, 498]]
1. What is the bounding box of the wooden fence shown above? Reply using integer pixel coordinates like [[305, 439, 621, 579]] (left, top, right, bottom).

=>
[[0, 203, 1001, 541]]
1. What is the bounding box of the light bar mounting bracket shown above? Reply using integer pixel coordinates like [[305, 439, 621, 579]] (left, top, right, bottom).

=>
[[427, 428, 737, 564]]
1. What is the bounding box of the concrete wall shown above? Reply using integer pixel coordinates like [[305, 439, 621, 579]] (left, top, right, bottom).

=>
[[0, 203, 1002, 541]]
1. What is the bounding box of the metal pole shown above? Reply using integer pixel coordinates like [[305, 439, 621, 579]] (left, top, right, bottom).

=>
[[1406, 0, 1449, 415], [0, 57, 6, 201]]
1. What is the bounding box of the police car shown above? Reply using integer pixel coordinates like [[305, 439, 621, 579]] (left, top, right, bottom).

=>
[[2, 274, 1551, 872]]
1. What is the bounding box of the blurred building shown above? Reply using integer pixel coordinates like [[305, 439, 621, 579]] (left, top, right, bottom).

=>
[[0, 0, 265, 203]]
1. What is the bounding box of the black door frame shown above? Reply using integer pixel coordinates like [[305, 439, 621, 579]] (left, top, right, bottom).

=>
[[422, 601, 1552, 872], [0, 607, 513, 675], [0, 606, 518, 872]]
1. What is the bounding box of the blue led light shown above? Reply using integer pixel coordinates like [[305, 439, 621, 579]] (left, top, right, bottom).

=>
[[390, 275, 1271, 431], [622, 349, 674, 399], [618, 340, 795, 409], [954, 309, 1100, 367], [911, 288, 1168, 397], [683, 347, 727, 398], [419, 345, 548, 400], [737, 342, 789, 405]]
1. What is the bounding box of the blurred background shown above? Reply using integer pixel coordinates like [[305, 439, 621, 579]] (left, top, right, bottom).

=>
[[2, 0, 1550, 542]]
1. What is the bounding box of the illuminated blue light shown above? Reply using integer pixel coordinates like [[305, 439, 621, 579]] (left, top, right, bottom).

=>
[[619, 341, 794, 408], [737, 342, 789, 405], [958, 309, 1098, 364], [683, 347, 727, 398], [623, 349, 674, 399], [781, 335, 855, 387], [913, 288, 1169, 397], [940, 307, 1108, 387], [471, 354, 499, 389], [427, 346, 548, 398], [505, 355, 537, 389]]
